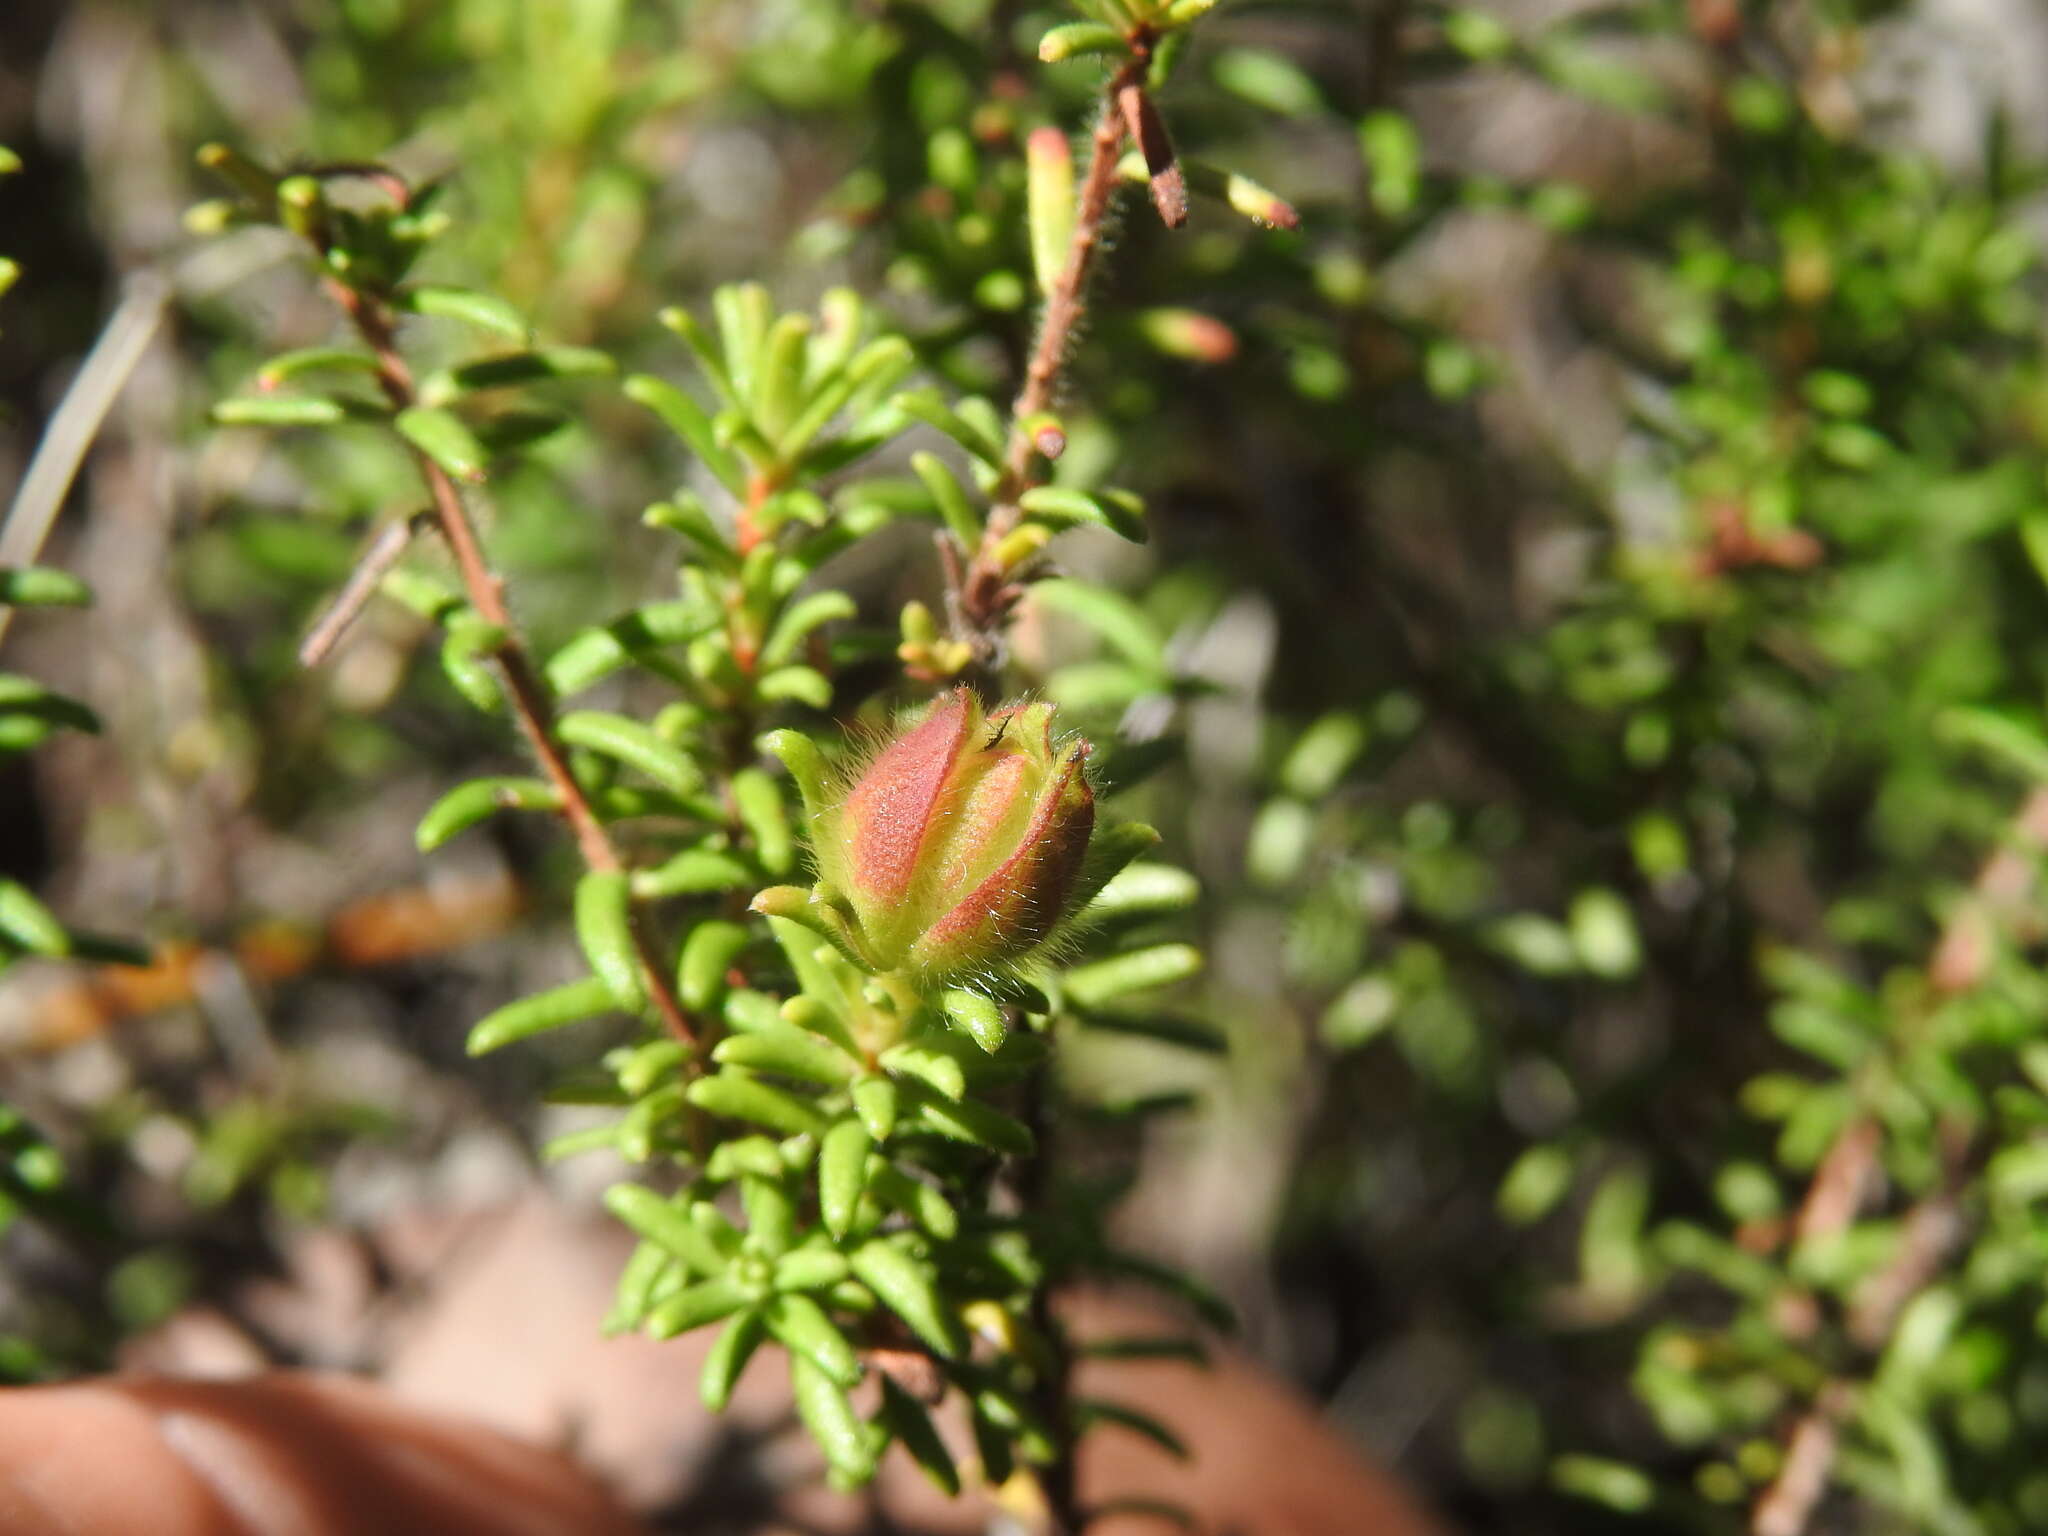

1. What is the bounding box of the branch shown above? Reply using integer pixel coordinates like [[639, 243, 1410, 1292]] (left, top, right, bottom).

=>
[[319, 273, 700, 1052], [953, 46, 1152, 644], [1748, 785, 2048, 1535]]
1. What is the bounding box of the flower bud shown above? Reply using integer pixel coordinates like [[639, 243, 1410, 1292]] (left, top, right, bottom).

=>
[[812, 690, 1094, 979]]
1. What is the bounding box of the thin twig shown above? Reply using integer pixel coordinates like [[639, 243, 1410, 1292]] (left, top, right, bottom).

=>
[[0, 272, 168, 646], [954, 46, 1153, 645], [297, 510, 428, 667], [319, 272, 699, 1052]]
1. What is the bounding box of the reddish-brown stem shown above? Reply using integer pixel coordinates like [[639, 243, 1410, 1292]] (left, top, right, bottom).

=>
[[322, 276, 699, 1052], [953, 48, 1151, 647]]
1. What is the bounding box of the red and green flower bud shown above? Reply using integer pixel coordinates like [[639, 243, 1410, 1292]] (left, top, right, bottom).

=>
[[773, 690, 1095, 981]]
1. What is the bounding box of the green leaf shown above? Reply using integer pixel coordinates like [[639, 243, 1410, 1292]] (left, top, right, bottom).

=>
[[1072, 1008, 1226, 1053], [633, 847, 754, 899], [881, 1043, 967, 1101], [1936, 706, 2048, 784], [0, 880, 69, 957], [398, 286, 529, 341], [818, 1118, 873, 1238], [557, 711, 706, 799], [911, 451, 982, 547], [466, 976, 619, 1055], [687, 1072, 828, 1138], [867, 1164, 957, 1240], [1030, 578, 1166, 673], [768, 1293, 862, 1387], [851, 1237, 965, 1358], [1063, 944, 1205, 1008], [1038, 21, 1123, 62], [877, 1378, 960, 1495], [624, 373, 745, 495], [752, 312, 812, 443], [0, 567, 90, 608], [790, 1353, 875, 1483], [417, 776, 561, 851], [762, 591, 856, 669], [1075, 1398, 1190, 1459], [1027, 127, 1077, 296], [394, 406, 488, 482], [603, 1240, 675, 1334], [678, 919, 751, 1013], [940, 989, 1007, 1054], [772, 1246, 850, 1292], [253, 348, 382, 390], [419, 347, 613, 406], [713, 1028, 855, 1086], [892, 390, 1003, 465], [700, 1307, 767, 1410], [0, 676, 99, 737], [212, 395, 355, 427], [647, 1275, 753, 1339], [852, 1075, 899, 1142], [1083, 862, 1200, 922], [732, 767, 794, 874], [907, 1087, 1033, 1157], [758, 665, 832, 708], [574, 869, 645, 1012], [758, 730, 833, 826], [604, 1185, 729, 1273]]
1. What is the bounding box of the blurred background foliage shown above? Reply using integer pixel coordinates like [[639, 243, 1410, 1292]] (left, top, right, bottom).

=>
[[10, 0, 2048, 1530]]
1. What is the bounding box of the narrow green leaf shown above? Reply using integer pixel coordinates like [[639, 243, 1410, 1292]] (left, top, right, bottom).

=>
[[647, 1275, 753, 1339], [867, 1164, 958, 1240], [1039, 21, 1124, 62], [417, 776, 561, 851], [1064, 944, 1205, 1008], [911, 451, 982, 547], [557, 711, 706, 799], [687, 1072, 828, 1138], [758, 729, 832, 826], [678, 919, 750, 1013], [852, 1075, 899, 1142], [732, 767, 794, 874], [1018, 485, 1147, 543], [892, 390, 1003, 466], [419, 346, 614, 406], [752, 313, 812, 443], [575, 869, 645, 1011], [254, 348, 381, 390], [773, 1247, 850, 1292], [768, 1292, 862, 1386], [851, 1238, 965, 1358], [907, 1087, 1033, 1157], [714, 1027, 854, 1086], [633, 847, 753, 899], [603, 1240, 675, 1335], [1075, 1397, 1190, 1459], [878, 1379, 960, 1496], [941, 989, 1007, 1053], [790, 1353, 875, 1483], [0, 568, 90, 609], [762, 591, 857, 669], [212, 395, 352, 427], [624, 373, 745, 494], [398, 285, 529, 341], [700, 1307, 767, 1410], [819, 1118, 873, 1238], [395, 406, 488, 482], [466, 976, 619, 1055], [1084, 862, 1200, 921], [1030, 577, 1166, 672], [0, 880, 69, 957], [604, 1184, 729, 1273]]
